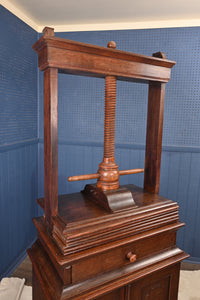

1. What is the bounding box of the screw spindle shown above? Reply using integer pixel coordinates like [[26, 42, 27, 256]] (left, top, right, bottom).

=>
[[67, 41, 144, 191]]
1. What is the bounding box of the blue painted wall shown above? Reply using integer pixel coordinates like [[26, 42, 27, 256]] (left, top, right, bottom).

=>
[[38, 28, 200, 262], [0, 6, 38, 277]]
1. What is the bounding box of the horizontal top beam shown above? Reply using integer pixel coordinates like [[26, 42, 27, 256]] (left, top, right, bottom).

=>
[[33, 27, 175, 83]]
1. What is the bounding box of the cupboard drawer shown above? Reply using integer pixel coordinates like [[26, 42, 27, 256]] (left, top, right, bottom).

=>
[[72, 230, 176, 283]]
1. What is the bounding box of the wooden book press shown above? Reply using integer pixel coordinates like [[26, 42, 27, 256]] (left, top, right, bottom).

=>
[[28, 27, 188, 300]]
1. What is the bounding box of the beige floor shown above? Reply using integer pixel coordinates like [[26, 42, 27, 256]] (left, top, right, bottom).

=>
[[11, 256, 32, 286]]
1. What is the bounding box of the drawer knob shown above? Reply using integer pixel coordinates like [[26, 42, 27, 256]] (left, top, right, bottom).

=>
[[126, 252, 137, 263]]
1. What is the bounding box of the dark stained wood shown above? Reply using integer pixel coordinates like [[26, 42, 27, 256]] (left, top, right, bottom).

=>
[[32, 268, 47, 300], [28, 27, 188, 300], [71, 229, 178, 283], [35, 185, 183, 257], [62, 250, 187, 300], [153, 51, 167, 59], [38, 184, 179, 223], [68, 168, 144, 182], [96, 288, 125, 300], [129, 263, 180, 300], [126, 252, 137, 263], [29, 239, 188, 299], [32, 214, 184, 267], [82, 184, 136, 212], [42, 26, 55, 37], [33, 27, 175, 224], [33, 32, 175, 83], [144, 81, 166, 194], [11, 255, 200, 290], [28, 242, 63, 300], [124, 285, 131, 300], [97, 73, 119, 191], [33, 35, 175, 69], [44, 67, 58, 230]]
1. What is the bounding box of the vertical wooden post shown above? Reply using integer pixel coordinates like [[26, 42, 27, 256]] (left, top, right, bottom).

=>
[[44, 67, 58, 230], [144, 81, 166, 194]]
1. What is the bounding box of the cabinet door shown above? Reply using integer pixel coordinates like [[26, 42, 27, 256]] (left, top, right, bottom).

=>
[[96, 287, 125, 300], [127, 264, 180, 300]]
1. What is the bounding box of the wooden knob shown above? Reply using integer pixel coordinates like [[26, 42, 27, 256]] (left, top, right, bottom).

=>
[[107, 41, 116, 49], [42, 27, 55, 37], [126, 252, 137, 263], [153, 51, 166, 59]]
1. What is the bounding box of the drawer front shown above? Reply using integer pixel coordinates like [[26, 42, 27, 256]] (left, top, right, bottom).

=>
[[72, 230, 176, 283]]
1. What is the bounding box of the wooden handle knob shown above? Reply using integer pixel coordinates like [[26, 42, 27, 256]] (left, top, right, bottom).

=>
[[126, 252, 137, 263], [68, 173, 99, 182], [107, 41, 116, 49]]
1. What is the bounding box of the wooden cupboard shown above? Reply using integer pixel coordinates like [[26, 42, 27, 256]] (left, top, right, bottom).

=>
[[28, 27, 188, 299]]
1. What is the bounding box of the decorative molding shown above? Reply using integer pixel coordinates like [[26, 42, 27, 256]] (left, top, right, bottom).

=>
[[38, 138, 200, 153], [40, 19, 200, 33], [0, 138, 39, 152], [1, 2, 200, 33], [1, 0, 39, 31], [185, 256, 200, 264], [2, 137, 199, 154]]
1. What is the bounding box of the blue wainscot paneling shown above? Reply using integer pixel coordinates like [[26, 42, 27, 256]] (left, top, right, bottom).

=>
[[160, 148, 200, 263], [0, 6, 38, 277], [0, 142, 38, 278]]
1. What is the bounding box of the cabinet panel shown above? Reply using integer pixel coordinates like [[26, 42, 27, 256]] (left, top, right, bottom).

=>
[[128, 264, 180, 300], [96, 287, 125, 300], [141, 276, 170, 300]]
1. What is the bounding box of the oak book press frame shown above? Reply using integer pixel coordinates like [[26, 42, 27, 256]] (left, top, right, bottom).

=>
[[28, 27, 189, 300]]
